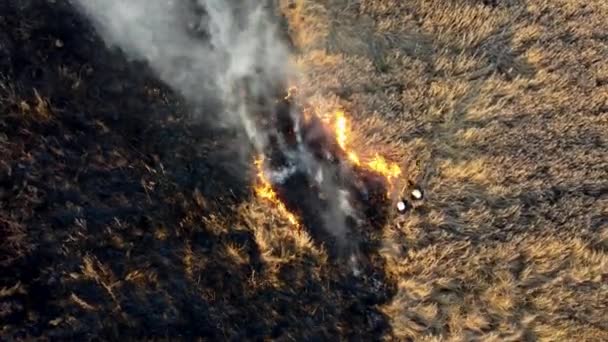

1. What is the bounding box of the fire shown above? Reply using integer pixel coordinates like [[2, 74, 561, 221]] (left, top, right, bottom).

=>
[[348, 151, 360, 165], [254, 158, 300, 227], [252, 96, 401, 227], [334, 110, 362, 165], [331, 110, 401, 182], [367, 154, 401, 180], [335, 110, 347, 150]]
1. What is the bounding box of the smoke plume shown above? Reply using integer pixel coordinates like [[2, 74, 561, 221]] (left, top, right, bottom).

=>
[[73, 0, 291, 142], [74, 0, 364, 269]]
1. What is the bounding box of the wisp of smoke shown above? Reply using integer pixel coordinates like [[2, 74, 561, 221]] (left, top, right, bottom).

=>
[[73, 0, 290, 136], [74, 0, 362, 268]]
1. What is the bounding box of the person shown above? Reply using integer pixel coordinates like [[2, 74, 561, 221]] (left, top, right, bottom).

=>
[[396, 181, 424, 214]]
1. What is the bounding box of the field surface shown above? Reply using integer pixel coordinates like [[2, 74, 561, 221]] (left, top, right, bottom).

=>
[[1, 0, 607, 340]]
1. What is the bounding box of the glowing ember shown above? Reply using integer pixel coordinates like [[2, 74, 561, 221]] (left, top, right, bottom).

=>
[[254, 158, 300, 227]]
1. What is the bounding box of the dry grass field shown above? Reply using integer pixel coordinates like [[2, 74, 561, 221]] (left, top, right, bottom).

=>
[[282, 0, 608, 340], [1, 0, 607, 340]]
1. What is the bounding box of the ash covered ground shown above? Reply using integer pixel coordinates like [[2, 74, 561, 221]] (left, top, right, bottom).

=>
[[1, 0, 608, 341]]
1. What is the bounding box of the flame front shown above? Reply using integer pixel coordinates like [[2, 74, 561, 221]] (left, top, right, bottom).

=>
[[335, 110, 347, 150], [331, 110, 401, 183], [367, 154, 401, 180], [254, 158, 300, 227], [334, 110, 362, 165], [253, 102, 401, 226]]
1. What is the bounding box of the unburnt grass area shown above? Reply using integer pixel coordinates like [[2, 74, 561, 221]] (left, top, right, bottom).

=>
[[1, 0, 607, 341], [281, 0, 607, 340]]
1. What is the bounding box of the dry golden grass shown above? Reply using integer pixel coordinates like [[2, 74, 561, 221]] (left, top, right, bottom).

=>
[[277, 0, 608, 340]]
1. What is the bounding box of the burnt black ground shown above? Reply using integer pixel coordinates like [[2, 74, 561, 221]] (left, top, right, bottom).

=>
[[263, 92, 392, 261], [0, 1, 396, 340]]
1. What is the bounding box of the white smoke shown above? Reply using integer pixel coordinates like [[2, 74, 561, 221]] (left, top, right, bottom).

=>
[[74, 0, 362, 271], [73, 0, 292, 145]]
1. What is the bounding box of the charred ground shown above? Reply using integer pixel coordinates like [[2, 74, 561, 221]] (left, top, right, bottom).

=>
[[1, 1, 393, 340], [1, 0, 608, 341]]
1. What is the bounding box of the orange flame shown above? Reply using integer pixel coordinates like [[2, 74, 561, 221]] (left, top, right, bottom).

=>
[[254, 158, 300, 227], [331, 110, 401, 183], [367, 154, 401, 180], [334, 110, 362, 165], [253, 102, 402, 225], [335, 110, 347, 150]]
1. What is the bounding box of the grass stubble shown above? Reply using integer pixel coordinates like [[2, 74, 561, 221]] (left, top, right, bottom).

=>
[[1, 0, 607, 340]]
